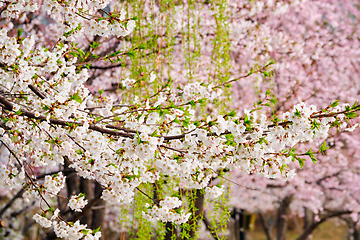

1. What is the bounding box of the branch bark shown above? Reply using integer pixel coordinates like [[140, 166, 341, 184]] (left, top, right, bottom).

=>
[[91, 182, 105, 237], [276, 195, 293, 240], [0, 186, 26, 219], [296, 211, 352, 240], [80, 178, 93, 226], [259, 212, 273, 240]]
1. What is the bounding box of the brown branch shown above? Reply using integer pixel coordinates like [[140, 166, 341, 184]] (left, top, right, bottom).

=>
[[136, 187, 159, 206], [1, 93, 359, 146], [0, 95, 135, 138], [310, 105, 360, 119], [0, 186, 27, 219], [105, 124, 137, 134], [259, 212, 273, 240], [276, 195, 293, 240], [212, 62, 273, 89], [80, 179, 93, 226], [0, 168, 72, 219], [35, 169, 74, 179], [28, 85, 46, 99], [159, 144, 186, 153], [89, 62, 124, 70], [90, 182, 105, 231], [296, 211, 352, 240]]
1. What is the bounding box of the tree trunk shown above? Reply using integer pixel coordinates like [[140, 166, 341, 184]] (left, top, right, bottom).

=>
[[276, 195, 293, 240], [165, 222, 176, 240], [354, 227, 360, 240], [303, 208, 311, 231], [64, 158, 79, 199], [91, 182, 105, 237], [296, 211, 351, 240], [181, 189, 205, 240], [346, 220, 360, 240], [80, 178, 93, 226], [259, 212, 273, 240]]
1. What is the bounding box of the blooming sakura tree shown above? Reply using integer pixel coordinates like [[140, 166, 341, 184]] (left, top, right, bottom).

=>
[[0, 0, 359, 240], [225, 0, 360, 239], [230, 130, 360, 240]]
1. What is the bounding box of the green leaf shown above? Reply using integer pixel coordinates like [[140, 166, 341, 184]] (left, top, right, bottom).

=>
[[188, 100, 196, 106], [279, 164, 288, 174], [71, 92, 83, 103], [171, 192, 181, 198], [173, 117, 181, 125], [305, 148, 313, 156], [225, 133, 234, 140], [77, 48, 85, 57], [319, 141, 329, 154], [294, 109, 302, 117], [311, 120, 320, 130], [345, 112, 358, 119], [78, 192, 86, 198], [352, 100, 358, 108], [182, 118, 190, 128], [257, 137, 268, 145], [150, 130, 158, 137], [90, 41, 100, 49], [227, 109, 236, 117], [17, 28, 23, 38], [15, 110, 23, 115], [225, 140, 236, 146], [296, 157, 305, 168], [126, 51, 135, 58], [108, 163, 118, 168], [193, 121, 200, 127], [139, 43, 146, 49], [305, 149, 317, 164], [208, 121, 216, 127], [93, 226, 101, 234], [330, 100, 339, 108], [198, 98, 206, 105], [87, 159, 95, 165], [270, 97, 277, 105]]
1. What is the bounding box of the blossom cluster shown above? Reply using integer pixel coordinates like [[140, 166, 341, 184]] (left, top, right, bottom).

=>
[[53, 220, 101, 240], [88, 18, 136, 37], [143, 197, 191, 224], [68, 194, 88, 212], [31, 207, 101, 239], [1, 0, 38, 18], [44, 173, 66, 195], [33, 213, 52, 228], [205, 186, 225, 200], [41, 0, 135, 40]]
